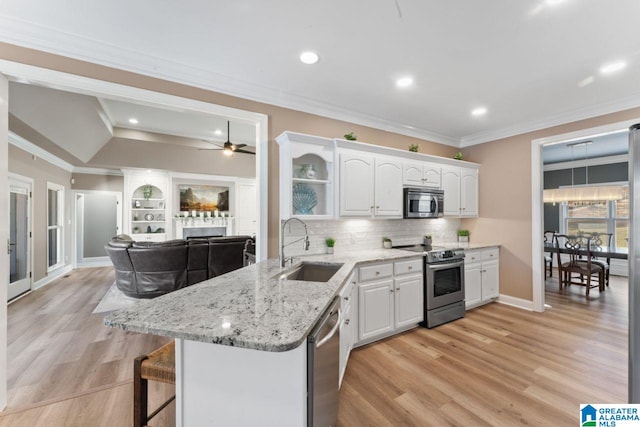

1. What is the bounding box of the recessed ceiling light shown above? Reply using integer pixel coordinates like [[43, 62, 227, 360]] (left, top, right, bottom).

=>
[[600, 61, 627, 75], [471, 107, 488, 117], [128, 118, 139, 124], [396, 76, 414, 88], [299, 51, 319, 65], [214, 129, 222, 136]]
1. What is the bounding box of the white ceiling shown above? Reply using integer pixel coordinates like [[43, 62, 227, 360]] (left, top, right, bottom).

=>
[[8, 82, 257, 163], [1, 1, 640, 147]]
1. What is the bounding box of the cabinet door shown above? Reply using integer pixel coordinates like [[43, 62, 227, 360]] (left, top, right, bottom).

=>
[[374, 157, 403, 217], [423, 163, 441, 188], [394, 274, 424, 328], [481, 260, 499, 301], [461, 168, 478, 217], [464, 261, 482, 309], [441, 166, 461, 216], [359, 279, 394, 341], [403, 162, 424, 186], [340, 153, 374, 216]]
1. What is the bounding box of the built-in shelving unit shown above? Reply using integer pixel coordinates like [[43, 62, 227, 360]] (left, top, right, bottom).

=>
[[123, 169, 170, 242]]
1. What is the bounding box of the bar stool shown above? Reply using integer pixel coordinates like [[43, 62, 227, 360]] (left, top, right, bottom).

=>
[[133, 341, 176, 427]]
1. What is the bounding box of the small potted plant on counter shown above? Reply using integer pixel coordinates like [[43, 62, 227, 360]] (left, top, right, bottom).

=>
[[458, 230, 470, 243], [423, 235, 432, 246], [382, 237, 392, 249], [325, 237, 335, 254]]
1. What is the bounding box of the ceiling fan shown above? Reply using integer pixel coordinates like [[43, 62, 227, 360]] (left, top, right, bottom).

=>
[[199, 121, 255, 155]]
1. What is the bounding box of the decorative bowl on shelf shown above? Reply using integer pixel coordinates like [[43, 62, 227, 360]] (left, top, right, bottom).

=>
[[292, 183, 317, 215], [144, 213, 155, 221]]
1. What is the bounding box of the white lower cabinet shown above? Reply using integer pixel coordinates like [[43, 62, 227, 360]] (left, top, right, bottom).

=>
[[357, 258, 423, 345], [464, 247, 499, 309]]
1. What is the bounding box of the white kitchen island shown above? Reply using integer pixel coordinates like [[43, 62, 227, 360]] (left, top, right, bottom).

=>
[[104, 249, 421, 426]]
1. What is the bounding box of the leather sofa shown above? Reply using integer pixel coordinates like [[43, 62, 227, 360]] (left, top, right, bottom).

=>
[[106, 235, 253, 299]]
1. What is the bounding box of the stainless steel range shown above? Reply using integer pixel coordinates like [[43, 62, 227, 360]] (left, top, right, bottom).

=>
[[394, 245, 465, 328]]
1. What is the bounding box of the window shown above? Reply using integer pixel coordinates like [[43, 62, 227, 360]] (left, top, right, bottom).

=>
[[561, 187, 628, 250], [47, 183, 64, 271]]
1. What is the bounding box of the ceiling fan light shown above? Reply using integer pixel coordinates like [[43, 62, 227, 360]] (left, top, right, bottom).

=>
[[223, 147, 234, 156]]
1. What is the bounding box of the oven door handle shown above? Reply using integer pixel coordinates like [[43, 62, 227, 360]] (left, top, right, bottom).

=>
[[427, 259, 465, 271]]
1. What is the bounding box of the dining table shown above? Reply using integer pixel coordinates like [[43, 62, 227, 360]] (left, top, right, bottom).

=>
[[544, 243, 628, 260]]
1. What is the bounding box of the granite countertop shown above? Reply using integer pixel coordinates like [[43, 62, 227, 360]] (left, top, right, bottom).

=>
[[104, 248, 422, 353], [441, 242, 501, 250]]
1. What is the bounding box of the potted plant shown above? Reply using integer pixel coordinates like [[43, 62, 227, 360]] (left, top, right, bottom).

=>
[[423, 235, 432, 246], [143, 184, 153, 200], [344, 132, 357, 141], [382, 237, 392, 249], [453, 151, 463, 160], [458, 230, 470, 243], [325, 237, 335, 254], [408, 144, 419, 152]]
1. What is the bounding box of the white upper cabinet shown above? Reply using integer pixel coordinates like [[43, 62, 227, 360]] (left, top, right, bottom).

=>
[[441, 166, 478, 217], [461, 168, 478, 217], [441, 166, 461, 216], [340, 152, 402, 218], [374, 157, 403, 217], [403, 161, 441, 188], [276, 132, 335, 220], [340, 152, 375, 216]]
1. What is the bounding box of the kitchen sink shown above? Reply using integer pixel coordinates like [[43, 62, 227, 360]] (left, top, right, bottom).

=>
[[283, 262, 343, 282]]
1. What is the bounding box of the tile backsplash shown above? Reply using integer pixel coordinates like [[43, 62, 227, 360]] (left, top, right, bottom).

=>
[[281, 218, 461, 256]]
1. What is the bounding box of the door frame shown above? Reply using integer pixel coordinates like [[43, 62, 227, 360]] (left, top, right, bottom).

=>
[[7, 173, 33, 301], [531, 118, 639, 312], [71, 189, 123, 268]]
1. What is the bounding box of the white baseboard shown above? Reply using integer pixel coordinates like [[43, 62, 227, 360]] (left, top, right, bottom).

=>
[[33, 265, 74, 291], [498, 294, 534, 311]]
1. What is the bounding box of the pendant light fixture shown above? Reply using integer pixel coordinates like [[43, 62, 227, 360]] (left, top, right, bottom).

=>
[[543, 140, 625, 203]]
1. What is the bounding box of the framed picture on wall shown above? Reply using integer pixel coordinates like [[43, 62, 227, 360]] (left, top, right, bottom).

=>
[[179, 185, 230, 212]]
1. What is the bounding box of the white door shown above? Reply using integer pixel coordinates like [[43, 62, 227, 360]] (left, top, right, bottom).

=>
[[394, 274, 424, 328], [358, 279, 394, 340], [340, 153, 374, 217], [374, 157, 403, 217], [461, 168, 479, 217], [441, 166, 461, 216], [8, 179, 31, 301], [236, 183, 257, 235]]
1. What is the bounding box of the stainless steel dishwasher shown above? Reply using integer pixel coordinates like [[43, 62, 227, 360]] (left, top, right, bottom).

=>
[[307, 296, 341, 427]]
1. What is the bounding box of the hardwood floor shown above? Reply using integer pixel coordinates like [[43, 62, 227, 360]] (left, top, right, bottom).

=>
[[0, 267, 627, 426], [337, 272, 627, 426], [0, 267, 175, 427]]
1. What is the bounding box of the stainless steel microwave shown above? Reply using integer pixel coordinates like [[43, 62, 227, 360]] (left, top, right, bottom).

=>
[[404, 188, 444, 218]]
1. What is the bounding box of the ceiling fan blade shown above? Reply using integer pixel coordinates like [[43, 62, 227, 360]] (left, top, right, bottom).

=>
[[233, 143, 248, 150], [234, 149, 256, 155]]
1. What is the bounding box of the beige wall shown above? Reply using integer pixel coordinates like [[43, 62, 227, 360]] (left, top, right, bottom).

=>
[[9, 145, 72, 282], [462, 107, 640, 300], [0, 43, 459, 258], [71, 173, 123, 193]]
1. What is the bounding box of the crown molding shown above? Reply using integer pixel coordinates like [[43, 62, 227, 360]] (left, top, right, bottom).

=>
[[8, 131, 74, 172], [0, 15, 459, 147], [460, 93, 640, 147]]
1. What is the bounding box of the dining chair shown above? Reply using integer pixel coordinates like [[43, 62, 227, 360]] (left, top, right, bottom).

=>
[[582, 232, 613, 288], [543, 230, 556, 278], [554, 234, 604, 296]]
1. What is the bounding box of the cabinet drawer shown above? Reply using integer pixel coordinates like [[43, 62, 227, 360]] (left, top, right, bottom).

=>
[[340, 273, 357, 308], [465, 250, 482, 263], [482, 248, 499, 261], [359, 263, 393, 282], [394, 258, 422, 276]]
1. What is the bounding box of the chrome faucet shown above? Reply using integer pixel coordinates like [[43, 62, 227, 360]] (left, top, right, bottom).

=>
[[280, 218, 310, 267]]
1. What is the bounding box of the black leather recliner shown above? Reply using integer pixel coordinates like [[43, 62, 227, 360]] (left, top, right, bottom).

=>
[[105, 235, 254, 299]]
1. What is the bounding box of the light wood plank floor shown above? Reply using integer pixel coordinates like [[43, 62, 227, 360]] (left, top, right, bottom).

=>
[[337, 272, 627, 426], [0, 267, 175, 427], [0, 267, 627, 426]]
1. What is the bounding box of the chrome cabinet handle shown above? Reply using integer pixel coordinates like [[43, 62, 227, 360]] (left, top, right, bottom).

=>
[[408, 266, 413, 270], [344, 296, 349, 301], [345, 319, 350, 325], [390, 288, 394, 293], [375, 271, 380, 275], [396, 287, 400, 291]]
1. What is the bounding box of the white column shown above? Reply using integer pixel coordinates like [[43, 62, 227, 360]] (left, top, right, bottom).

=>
[[0, 72, 9, 409]]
